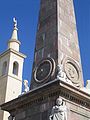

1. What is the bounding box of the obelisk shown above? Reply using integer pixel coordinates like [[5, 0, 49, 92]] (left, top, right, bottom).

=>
[[30, 0, 84, 89]]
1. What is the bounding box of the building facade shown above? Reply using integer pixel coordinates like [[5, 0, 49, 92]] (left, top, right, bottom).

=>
[[0, 18, 26, 120]]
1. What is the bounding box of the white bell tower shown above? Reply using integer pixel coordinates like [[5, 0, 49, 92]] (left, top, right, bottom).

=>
[[0, 18, 26, 120]]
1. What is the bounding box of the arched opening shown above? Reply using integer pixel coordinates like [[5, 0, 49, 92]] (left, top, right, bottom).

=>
[[13, 61, 19, 76], [2, 61, 7, 75]]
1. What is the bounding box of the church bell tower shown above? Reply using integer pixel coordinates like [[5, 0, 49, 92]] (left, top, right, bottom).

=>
[[30, 0, 84, 89], [0, 18, 26, 120]]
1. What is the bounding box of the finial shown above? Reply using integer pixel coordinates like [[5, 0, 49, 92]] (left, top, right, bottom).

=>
[[13, 17, 18, 29], [8, 17, 21, 51]]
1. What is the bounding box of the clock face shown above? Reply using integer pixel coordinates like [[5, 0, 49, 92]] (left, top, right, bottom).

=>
[[34, 58, 55, 83]]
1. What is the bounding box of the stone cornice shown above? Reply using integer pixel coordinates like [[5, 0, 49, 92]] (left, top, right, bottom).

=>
[[1, 79, 90, 113], [0, 49, 26, 59]]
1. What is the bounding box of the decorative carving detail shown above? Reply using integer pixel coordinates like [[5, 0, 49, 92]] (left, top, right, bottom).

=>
[[57, 64, 66, 80], [49, 97, 67, 120], [65, 63, 79, 83], [20, 89, 90, 110], [62, 57, 81, 87], [34, 58, 55, 83], [23, 80, 29, 93], [13, 17, 17, 29], [57, 64, 73, 85]]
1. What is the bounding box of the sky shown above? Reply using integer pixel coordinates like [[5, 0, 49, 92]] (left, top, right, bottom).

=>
[[0, 0, 90, 87]]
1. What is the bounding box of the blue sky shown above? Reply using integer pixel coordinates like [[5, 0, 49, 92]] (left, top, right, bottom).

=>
[[0, 0, 90, 86]]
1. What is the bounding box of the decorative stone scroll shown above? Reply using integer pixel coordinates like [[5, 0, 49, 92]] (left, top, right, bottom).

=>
[[62, 57, 81, 87], [49, 97, 67, 120], [65, 62, 79, 84]]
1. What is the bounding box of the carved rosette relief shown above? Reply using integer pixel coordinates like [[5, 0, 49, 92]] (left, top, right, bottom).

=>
[[62, 57, 81, 87], [65, 63, 79, 83]]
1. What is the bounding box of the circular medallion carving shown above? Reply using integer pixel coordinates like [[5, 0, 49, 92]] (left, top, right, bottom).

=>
[[34, 58, 55, 83], [63, 58, 80, 84], [65, 62, 79, 83]]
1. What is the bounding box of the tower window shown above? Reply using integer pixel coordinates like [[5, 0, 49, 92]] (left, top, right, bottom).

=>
[[13, 62, 19, 76], [2, 61, 7, 75]]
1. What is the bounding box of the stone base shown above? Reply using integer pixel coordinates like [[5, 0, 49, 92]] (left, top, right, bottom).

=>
[[1, 79, 90, 120]]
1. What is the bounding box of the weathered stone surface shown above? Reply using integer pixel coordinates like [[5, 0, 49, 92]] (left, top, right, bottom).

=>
[[15, 111, 26, 120], [30, 0, 83, 89], [1, 80, 90, 120]]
